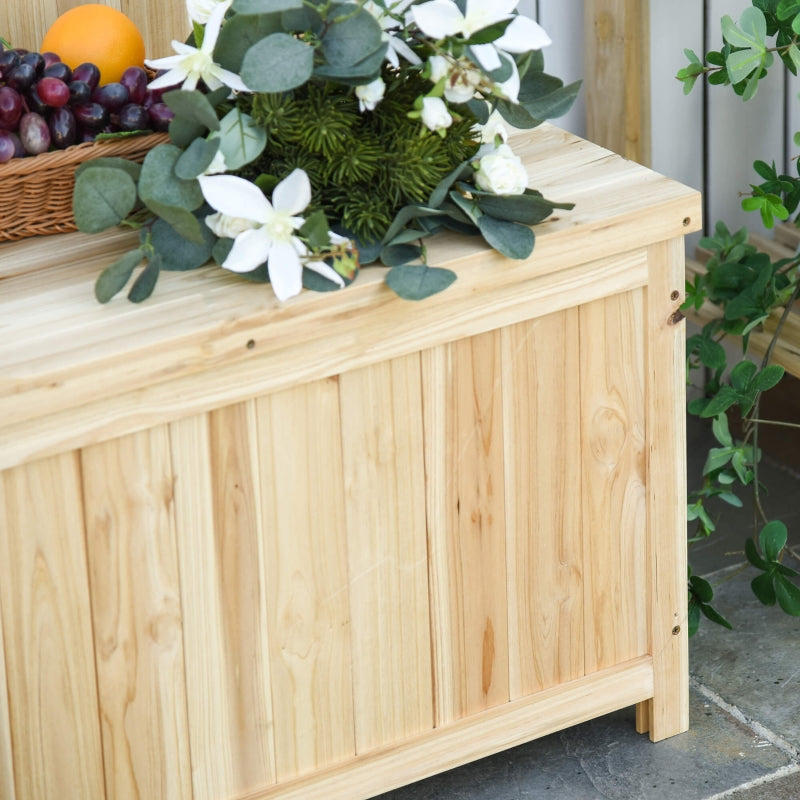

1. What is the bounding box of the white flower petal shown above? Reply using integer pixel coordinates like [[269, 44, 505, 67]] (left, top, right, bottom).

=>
[[495, 53, 520, 102], [412, 0, 465, 39], [306, 259, 346, 288], [272, 169, 311, 215], [470, 43, 501, 72], [199, 174, 271, 223], [212, 67, 250, 92], [267, 240, 304, 301], [223, 228, 272, 272], [495, 15, 551, 52], [144, 53, 184, 70], [201, 0, 232, 53], [146, 68, 188, 90], [389, 36, 422, 66]]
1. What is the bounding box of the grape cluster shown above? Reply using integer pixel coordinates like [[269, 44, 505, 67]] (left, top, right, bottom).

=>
[[0, 42, 174, 163]]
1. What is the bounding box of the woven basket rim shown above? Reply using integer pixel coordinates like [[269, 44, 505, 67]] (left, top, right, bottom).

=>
[[0, 131, 171, 178]]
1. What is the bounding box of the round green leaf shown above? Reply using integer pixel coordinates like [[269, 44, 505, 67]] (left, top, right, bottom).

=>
[[760, 520, 788, 563], [217, 108, 267, 170], [175, 137, 221, 179], [775, 575, 800, 615], [385, 265, 457, 300], [148, 215, 215, 270], [73, 167, 138, 233], [477, 215, 535, 259], [240, 33, 314, 92], [139, 144, 204, 213], [94, 249, 145, 302], [321, 6, 383, 66]]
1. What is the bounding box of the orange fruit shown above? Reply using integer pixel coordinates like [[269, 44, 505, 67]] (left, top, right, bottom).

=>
[[41, 4, 146, 84]]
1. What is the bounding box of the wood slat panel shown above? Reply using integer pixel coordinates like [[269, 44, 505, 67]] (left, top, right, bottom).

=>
[[641, 238, 689, 741], [81, 428, 193, 800], [0, 586, 14, 800], [423, 332, 509, 726], [169, 405, 277, 798], [580, 289, 648, 672], [503, 310, 585, 697], [254, 380, 356, 779], [339, 356, 434, 753], [0, 453, 105, 799]]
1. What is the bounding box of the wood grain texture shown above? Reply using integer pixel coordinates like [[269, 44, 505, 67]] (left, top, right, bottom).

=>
[[580, 289, 648, 673], [423, 332, 510, 726], [339, 355, 434, 753], [255, 380, 356, 779], [0, 579, 15, 800], [503, 310, 585, 698], [0, 453, 105, 799], [642, 238, 690, 741], [169, 405, 277, 798], [585, 0, 651, 164], [81, 428, 193, 800]]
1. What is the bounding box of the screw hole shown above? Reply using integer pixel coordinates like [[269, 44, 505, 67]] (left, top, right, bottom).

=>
[[683, 217, 691, 227], [246, 339, 255, 350], [672, 625, 681, 636], [671, 290, 680, 301]]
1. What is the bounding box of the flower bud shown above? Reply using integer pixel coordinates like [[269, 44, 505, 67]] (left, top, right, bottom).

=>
[[474, 144, 527, 195], [420, 96, 452, 132], [355, 77, 386, 112]]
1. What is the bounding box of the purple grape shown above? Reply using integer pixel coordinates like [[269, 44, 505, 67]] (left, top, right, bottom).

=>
[[0, 131, 15, 163], [68, 80, 92, 105], [119, 66, 148, 105], [7, 130, 24, 157], [147, 102, 174, 131], [71, 62, 100, 90], [43, 61, 72, 83], [92, 82, 129, 111], [48, 106, 77, 148], [20, 51, 45, 77], [41, 51, 61, 69], [117, 102, 149, 132], [7, 62, 36, 92], [0, 86, 22, 130], [37, 76, 70, 107], [0, 50, 20, 79], [73, 102, 108, 129], [19, 111, 51, 154], [26, 85, 49, 115]]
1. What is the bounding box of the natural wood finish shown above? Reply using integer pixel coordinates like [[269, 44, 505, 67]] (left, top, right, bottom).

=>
[[81, 429, 193, 799], [585, 0, 651, 165], [339, 356, 434, 752], [169, 407, 277, 798], [237, 657, 655, 800], [0, 454, 105, 798], [502, 310, 585, 697], [0, 126, 700, 798], [0, 592, 15, 800], [423, 333, 510, 725], [642, 238, 690, 741], [255, 383, 356, 778]]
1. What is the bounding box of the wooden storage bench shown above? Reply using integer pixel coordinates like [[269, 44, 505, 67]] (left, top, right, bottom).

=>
[[0, 125, 701, 800]]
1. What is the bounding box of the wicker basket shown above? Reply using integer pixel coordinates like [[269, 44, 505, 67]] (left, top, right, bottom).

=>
[[0, 132, 170, 242]]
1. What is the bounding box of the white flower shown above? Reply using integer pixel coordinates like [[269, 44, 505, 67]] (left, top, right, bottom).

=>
[[205, 211, 255, 239], [420, 96, 453, 131], [427, 54, 450, 83], [411, 0, 550, 45], [198, 170, 345, 302], [355, 77, 386, 112], [363, 0, 422, 67], [186, 0, 225, 25], [475, 109, 508, 144], [145, 0, 249, 93], [474, 143, 527, 195]]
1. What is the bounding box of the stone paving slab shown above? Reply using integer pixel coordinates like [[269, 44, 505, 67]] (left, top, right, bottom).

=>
[[373, 687, 792, 800]]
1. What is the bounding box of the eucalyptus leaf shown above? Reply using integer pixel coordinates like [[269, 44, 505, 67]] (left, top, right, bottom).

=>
[[145, 200, 206, 244], [382, 206, 444, 244], [139, 144, 204, 213], [95, 249, 145, 302], [164, 88, 221, 132], [321, 5, 383, 66], [313, 43, 387, 82], [385, 265, 457, 300], [147, 214, 215, 270], [73, 167, 138, 233], [233, 0, 302, 13], [474, 191, 572, 225], [428, 160, 471, 208], [214, 13, 284, 71], [175, 137, 221, 179], [217, 108, 267, 170], [380, 243, 422, 266], [128, 255, 162, 303], [75, 156, 141, 182], [240, 32, 314, 92], [477, 215, 535, 259]]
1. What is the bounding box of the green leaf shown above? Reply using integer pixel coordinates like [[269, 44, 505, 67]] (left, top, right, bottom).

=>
[[94, 249, 145, 302], [730, 359, 758, 391], [476, 215, 535, 259], [163, 88, 221, 132], [216, 108, 267, 170], [698, 337, 727, 370], [73, 167, 138, 233], [690, 574, 714, 603], [175, 137, 221, 179], [75, 156, 142, 182], [751, 571, 777, 606], [712, 413, 733, 447], [147, 215, 215, 270], [385, 265, 457, 300], [700, 603, 733, 629], [214, 13, 284, 72], [745, 537, 772, 570], [320, 5, 383, 66], [233, 0, 302, 12], [703, 446, 734, 475], [722, 7, 768, 49], [760, 520, 788, 562], [382, 206, 445, 244], [718, 491, 744, 507], [699, 386, 740, 417], [240, 32, 314, 92], [428, 160, 471, 209], [688, 601, 701, 637], [753, 363, 785, 391], [298, 210, 333, 251], [474, 190, 572, 225], [380, 244, 422, 267], [775, 575, 800, 615], [127, 254, 161, 302], [139, 144, 204, 213]]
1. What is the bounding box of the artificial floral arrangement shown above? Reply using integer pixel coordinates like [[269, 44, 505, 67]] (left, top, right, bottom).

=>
[[71, 0, 580, 303], [677, 0, 800, 633]]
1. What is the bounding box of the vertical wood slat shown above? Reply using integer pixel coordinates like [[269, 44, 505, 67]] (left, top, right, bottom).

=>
[[584, 0, 651, 165], [642, 238, 689, 741], [81, 428, 193, 800], [169, 405, 277, 799], [580, 289, 648, 673], [255, 380, 356, 779], [503, 310, 585, 698], [339, 356, 434, 753], [423, 332, 509, 727], [0, 580, 15, 800], [0, 453, 105, 799]]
